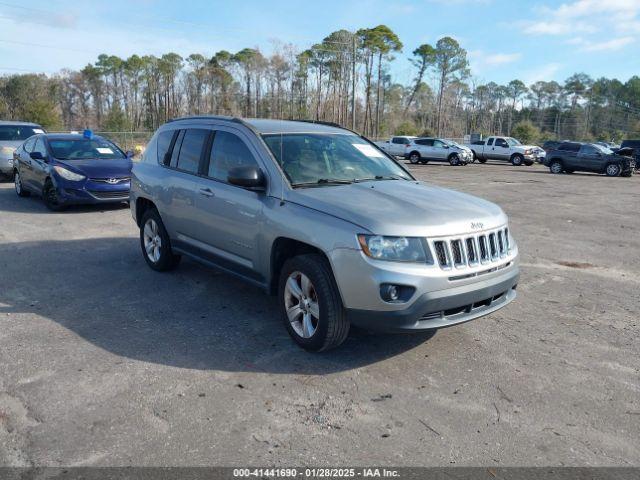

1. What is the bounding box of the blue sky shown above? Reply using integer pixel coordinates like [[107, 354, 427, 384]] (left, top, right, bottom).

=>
[[0, 0, 637, 86]]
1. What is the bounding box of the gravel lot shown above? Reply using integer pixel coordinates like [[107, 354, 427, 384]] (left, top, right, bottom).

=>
[[0, 161, 638, 467]]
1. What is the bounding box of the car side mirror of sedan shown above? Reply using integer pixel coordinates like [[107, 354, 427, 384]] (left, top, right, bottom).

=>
[[227, 165, 266, 191]]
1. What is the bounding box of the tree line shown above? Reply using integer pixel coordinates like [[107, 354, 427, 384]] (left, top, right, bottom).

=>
[[1, 25, 639, 144]]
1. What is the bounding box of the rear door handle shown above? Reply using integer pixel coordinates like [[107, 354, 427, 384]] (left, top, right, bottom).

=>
[[198, 187, 215, 197]]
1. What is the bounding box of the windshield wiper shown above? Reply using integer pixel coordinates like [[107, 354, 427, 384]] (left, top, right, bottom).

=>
[[354, 175, 406, 182], [292, 178, 353, 188]]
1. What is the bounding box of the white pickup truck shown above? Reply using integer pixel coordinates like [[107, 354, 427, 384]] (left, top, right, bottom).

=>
[[374, 136, 417, 157], [465, 136, 543, 166]]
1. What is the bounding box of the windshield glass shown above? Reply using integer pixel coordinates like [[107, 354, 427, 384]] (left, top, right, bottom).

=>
[[0, 126, 44, 141], [506, 137, 521, 146], [262, 133, 412, 186], [49, 138, 126, 160], [592, 144, 612, 154], [445, 140, 463, 148]]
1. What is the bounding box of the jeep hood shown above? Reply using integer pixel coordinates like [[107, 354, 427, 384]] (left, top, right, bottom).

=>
[[287, 180, 508, 237]]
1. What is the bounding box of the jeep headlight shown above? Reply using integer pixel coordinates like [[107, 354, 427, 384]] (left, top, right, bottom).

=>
[[358, 235, 431, 263], [53, 166, 85, 182]]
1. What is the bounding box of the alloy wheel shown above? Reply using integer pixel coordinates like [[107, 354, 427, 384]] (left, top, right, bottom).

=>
[[14, 172, 21, 194], [143, 218, 162, 263], [284, 271, 320, 339]]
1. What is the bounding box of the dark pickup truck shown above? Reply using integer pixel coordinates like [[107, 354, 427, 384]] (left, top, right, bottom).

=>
[[544, 142, 635, 177]]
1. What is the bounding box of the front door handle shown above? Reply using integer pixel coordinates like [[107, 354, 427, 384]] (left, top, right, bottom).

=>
[[198, 188, 215, 197]]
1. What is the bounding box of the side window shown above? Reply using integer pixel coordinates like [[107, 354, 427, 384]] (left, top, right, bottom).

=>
[[495, 138, 508, 147], [169, 130, 185, 168], [175, 129, 209, 174], [33, 137, 47, 155], [487, 138, 494, 146], [417, 139, 433, 146], [157, 130, 176, 165], [23, 137, 36, 152], [208, 131, 257, 182], [580, 145, 598, 155], [434, 140, 445, 148], [391, 137, 403, 144]]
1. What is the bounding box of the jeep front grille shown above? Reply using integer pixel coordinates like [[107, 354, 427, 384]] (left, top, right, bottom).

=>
[[430, 227, 511, 270]]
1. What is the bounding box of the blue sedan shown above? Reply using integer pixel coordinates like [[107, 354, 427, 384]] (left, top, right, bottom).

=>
[[13, 131, 132, 211]]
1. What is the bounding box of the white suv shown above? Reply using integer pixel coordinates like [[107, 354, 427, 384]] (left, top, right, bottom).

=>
[[406, 138, 473, 166]]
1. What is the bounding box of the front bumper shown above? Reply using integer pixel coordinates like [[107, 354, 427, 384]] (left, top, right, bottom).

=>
[[54, 177, 130, 205], [346, 268, 518, 332], [330, 246, 520, 332]]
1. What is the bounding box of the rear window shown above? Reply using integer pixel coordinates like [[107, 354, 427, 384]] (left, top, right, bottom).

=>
[[0, 125, 44, 141]]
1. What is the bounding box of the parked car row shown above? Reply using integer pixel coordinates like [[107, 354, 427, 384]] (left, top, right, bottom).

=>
[[6, 117, 520, 352]]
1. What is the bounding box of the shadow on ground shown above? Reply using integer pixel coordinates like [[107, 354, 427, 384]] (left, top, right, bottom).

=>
[[0, 237, 436, 375]]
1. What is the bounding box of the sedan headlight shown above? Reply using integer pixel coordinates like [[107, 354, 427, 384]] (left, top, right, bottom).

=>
[[53, 166, 85, 182], [358, 234, 430, 263]]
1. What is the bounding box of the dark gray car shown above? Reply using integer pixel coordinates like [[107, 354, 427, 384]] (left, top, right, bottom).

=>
[[544, 142, 635, 177], [130, 117, 520, 351]]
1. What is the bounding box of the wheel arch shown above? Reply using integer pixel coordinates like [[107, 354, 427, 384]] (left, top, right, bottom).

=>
[[269, 237, 333, 296], [135, 196, 157, 227]]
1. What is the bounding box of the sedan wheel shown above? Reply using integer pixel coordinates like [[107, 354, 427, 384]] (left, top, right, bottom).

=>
[[14, 171, 30, 197], [605, 163, 621, 177], [284, 271, 320, 339]]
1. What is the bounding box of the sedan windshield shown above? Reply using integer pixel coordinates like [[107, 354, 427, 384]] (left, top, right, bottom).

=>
[[262, 133, 412, 186], [0, 126, 44, 141], [49, 139, 126, 160]]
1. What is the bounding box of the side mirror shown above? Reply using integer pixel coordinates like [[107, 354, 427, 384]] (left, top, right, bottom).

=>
[[126, 150, 134, 158], [227, 165, 266, 191], [444, 145, 450, 149], [30, 151, 46, 161]]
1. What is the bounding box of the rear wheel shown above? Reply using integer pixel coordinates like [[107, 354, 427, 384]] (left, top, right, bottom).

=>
[[279, 254, 349, 352], [408, 152, 421, 164], [477, 157, 487, 164], [511, 154, 524, 166], [139, 208, 181, 271], [549, 160, 563, 174], [14, 170, 30, 197]]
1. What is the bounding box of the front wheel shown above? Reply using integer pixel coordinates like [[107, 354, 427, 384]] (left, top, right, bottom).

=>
[[511, 154, 524, 166], [279, 254, 349, 352], [449, 154, 460, 166], [43, 180, 66, 211], [605, 163, 621, 177], [139, 209, 181, 271], [14, 171, 30, 197]]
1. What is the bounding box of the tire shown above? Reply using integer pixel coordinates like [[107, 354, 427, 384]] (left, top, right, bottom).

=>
[[408, 152, 421, 164], [278, 254, 349, 352], [43, 179, 66, 211], [524, 159, 534, 166], [448, 154, 460, 166], [419, 159, 429, 165], [139, 208, 181, 271], [605, 163, 621, 177], [477, 157, 487, 164], [565, 169, 574, 174], [14, 170, 30, 197], [511, 154, 524, 166], [549, 160, 563, 174]]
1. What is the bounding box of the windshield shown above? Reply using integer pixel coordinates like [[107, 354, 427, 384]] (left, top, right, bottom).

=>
[[0, 126, 44, 141], [445, 140, 463, 148], [506, 137, 521, 146], [49, 138, 126, 160], [592, 144, 612, 154], [262, 133, 412, 186]]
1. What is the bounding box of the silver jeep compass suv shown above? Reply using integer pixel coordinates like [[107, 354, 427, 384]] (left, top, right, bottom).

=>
[[131, 117, 519, 351]]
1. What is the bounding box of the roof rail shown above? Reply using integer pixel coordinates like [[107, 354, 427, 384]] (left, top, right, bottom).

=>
[[168, 115, 236, 123], [292, 118, 366, 137]]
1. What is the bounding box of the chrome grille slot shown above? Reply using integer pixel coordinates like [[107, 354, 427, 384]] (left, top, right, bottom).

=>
[[433, 241, 449, 268], [451, 240, 464, 266], [465, 238, 477, 265], [497, 230, 505, 255], [478, 235, 489, 262], [488, 233, 497, 259], [504, 228, 510, 250]]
